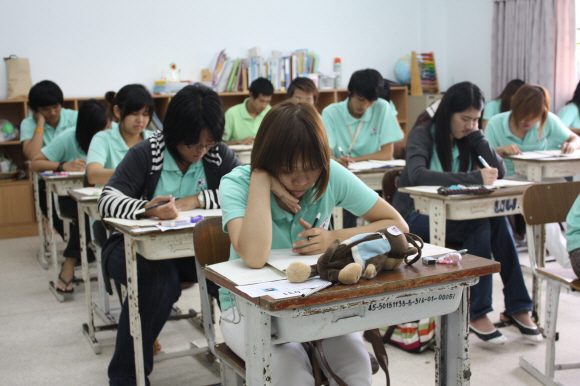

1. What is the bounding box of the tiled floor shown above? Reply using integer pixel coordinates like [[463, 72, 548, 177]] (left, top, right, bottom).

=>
[[2, 235, 579, 385]]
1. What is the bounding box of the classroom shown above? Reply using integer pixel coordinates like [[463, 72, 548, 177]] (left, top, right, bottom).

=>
[[2, 1, 580, 385]]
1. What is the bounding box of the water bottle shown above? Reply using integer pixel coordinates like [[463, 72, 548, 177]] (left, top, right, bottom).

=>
[[334, 58, 342, 89]]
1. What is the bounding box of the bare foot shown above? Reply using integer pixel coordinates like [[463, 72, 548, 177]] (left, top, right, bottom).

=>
[[512, 312, 536, 328], [470, 315, 496, 333], [57, 257, 77, 292]]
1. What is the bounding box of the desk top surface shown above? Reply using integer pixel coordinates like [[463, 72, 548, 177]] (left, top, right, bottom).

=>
[[103, 219, 198, 237], [399, 184, 528, 201], [506, 155, 580, 163], [40, 173, 84, 182], [205, 254, 500, 312]]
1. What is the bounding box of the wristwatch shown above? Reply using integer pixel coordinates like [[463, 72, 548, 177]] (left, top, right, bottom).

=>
[[198, 191, 206, 209], [56, 161, 65, 172]]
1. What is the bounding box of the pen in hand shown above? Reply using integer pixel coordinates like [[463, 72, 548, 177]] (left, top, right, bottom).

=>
[[135, 199, 172, 215], [478, 155, 491, 169], [307, 212, 321, 241], [338, 146, 346, 157]]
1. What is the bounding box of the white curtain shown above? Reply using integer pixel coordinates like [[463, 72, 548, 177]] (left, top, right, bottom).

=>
[[492, 0, 577, 112]]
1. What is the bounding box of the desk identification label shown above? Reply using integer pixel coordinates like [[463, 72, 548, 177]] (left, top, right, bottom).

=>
[[368, 292, 456, 312]]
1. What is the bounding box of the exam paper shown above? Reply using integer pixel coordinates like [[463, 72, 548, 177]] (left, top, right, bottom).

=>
[[236, 277, 330, 298], [209, 259, 287, 286], [485, 179, 533, 189], [266, 249, 322, 272], [72, 187, 103, 196], [349, 159, 406, 171], [105, 209, 222, 227]]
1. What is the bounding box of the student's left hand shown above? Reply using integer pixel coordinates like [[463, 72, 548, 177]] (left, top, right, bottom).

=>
[[561, 141, 579, 154], [63, 158, 86, 172], [292, 218, 334, 254]]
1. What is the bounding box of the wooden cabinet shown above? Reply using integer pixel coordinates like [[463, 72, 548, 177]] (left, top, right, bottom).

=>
[[0, 88, 408, 239]]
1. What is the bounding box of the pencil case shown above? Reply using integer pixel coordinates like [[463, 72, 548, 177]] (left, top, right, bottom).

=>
[[437, 185, 494, 196]]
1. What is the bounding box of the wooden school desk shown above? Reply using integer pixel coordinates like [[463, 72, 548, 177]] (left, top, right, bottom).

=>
[[37, 172, 84, 301], [68, 187, 116, 354], [103, 219, 216, 386], [507, 154, 580, 182], [205, 254, 500, 386], [398, 185, 529, 247]]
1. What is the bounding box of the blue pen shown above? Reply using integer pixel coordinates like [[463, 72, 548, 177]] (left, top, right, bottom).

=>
[[478, 156, 491, 169]]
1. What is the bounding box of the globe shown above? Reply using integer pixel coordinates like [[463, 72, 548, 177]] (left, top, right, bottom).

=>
[[394, 55, 412, 85]]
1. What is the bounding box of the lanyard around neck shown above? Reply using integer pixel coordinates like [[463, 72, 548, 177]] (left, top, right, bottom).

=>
[[348, 121, 364, 153]]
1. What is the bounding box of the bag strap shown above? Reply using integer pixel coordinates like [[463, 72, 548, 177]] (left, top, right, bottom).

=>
[[404, 233, 425, 265], [382, 326, 397, 344], [311, 329, 390, 386]]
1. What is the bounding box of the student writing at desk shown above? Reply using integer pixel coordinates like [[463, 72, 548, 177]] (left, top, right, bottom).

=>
[[392, 82, 540, 344], [566, 193, 580, 278], [97, 84, 242, 385], [219, 100, 407, 386], [20, 80, 78, 160], [286, 77, 318, 107], [223, 77, 273, 145], [485, 84, 580, 269], [30, 99, 110, 293], [482, 78, 525, 130]]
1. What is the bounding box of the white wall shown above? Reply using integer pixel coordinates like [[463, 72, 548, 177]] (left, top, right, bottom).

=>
[[0, 0, 493, 100]]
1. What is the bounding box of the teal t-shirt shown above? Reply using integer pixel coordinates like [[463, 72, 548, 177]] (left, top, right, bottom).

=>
[[428, 125, 465, 173], [483, 99, 501, 120], [222, 99, 271, 141], [86, 123, 149, 169], [321, 98, 403, 159], [218, 160, 380, 310], [484, 111, 572, 176], [566, 194, 580, 252], [20, 108, 78, 146], [389, 100, 398, 116], [153, 149, 207, 198], [40, 126, 86, 162], [557, 103, 580, 129]]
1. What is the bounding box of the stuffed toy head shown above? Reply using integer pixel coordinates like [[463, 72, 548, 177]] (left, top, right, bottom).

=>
[[286, 226, 424, 285]]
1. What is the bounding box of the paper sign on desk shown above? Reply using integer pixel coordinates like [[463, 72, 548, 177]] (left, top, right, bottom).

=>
[[105, 208, 222, 227], [236, 277, 330, 298], [209, 259, 287, 285], [228, 144, 253, 151], [72, 187, 103, 197]]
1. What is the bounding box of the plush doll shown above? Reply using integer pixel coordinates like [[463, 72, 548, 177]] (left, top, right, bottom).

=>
[[286, 225, 424, 285]]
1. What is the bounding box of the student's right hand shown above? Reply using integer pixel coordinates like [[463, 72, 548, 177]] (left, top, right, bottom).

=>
[[269, 175, 301, 213], [481, 167, 499, 185], [496, 144, 522, 157], [33, 111, 45, 127], [240, 137, 254, 145], [143, 195, 178, 220], [63, 158, 86, 172], [337, 155, 354, 168]]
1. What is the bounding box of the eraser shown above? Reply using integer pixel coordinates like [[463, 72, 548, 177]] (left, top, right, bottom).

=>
[[422, 256, 436, 266]]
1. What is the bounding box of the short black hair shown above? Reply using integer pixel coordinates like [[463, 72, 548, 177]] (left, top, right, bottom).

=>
[[28, 80, 64, 111], [110, 84, 154, 123], [76, 99, 109, 154], [347, 69, 384, 102], [163, 83, 225, 163], [249, 78, 274, 98]]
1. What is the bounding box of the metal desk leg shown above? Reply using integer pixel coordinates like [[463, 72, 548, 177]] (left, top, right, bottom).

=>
[[124, 235, 146, 386], [436, 286, 471, 386], [33, 175, 49, 269], [79, 202, 100, 354], [47, 183, 64, 302], [429, 199, 447, 247], [332, 207, 343, 230], [242, 299, 272, 386], [532, 224, 545, 325]]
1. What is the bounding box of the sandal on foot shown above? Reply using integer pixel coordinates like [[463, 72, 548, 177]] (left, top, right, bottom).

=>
[[504, 314, 543, 342], [56, 272, 74, 294], [469, 326, 507, 345]]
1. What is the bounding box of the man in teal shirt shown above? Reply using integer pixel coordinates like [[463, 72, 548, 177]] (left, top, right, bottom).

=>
[[223, 78, 273, 145], [322, 69, 403, 168], [20, 80, 78, 160]]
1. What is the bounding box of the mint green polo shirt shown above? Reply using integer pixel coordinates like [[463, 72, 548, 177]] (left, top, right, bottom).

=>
[[566, 194, 580, 252], [223, 99, 271, 141], [153, 149, 207, 197], [557, 103, 580, 129], [40, 126, 86, 162], [484, 111, 572, 176], [483, 99, 501, 120], [218, 160, 379, 310], [389, 100, 398, 116], [321, 98, 403, 159], [20, 108, 78, 146], [86, 123, 149, 169], [428, 125, 466, 173]]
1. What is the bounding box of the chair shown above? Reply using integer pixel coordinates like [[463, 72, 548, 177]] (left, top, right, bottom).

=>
[[381, 167, 404, 204], [519, 181, 580, 386]]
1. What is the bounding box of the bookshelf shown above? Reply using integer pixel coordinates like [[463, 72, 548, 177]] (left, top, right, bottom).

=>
[[0, 87, 408, 239]]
